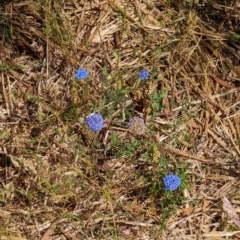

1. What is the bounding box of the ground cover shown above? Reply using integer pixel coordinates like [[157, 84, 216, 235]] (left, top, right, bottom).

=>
[[0, 0, 240, 239]]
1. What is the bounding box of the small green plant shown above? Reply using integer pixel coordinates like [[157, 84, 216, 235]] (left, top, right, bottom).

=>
[[145, 154, 190, 228], [118, 138, 141, 159], [159, 184, 187, 228], [149, 90, 167, 116], [0, 10, 11, 41], [0, 63, 23, 71], [229, 34, 240, 43]]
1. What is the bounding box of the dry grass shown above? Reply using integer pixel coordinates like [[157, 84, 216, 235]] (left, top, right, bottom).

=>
[[0, 0, 240, 239]]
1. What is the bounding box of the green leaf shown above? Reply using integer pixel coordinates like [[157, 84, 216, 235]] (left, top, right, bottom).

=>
[[111, 130, 119, 146]]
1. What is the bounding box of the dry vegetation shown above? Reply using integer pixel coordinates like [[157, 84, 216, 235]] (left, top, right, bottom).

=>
[[0, 0, 240, 239]]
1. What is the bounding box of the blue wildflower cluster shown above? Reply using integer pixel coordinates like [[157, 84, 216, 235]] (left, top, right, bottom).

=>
[[75, 68, 150, 81], [139, 69, 149, 80], [75, 68, 89, 80], [86, 113, 104, 132], [75, 67, 183, 194], [75, 67, 150, 133], [163, 174, 181, 191]]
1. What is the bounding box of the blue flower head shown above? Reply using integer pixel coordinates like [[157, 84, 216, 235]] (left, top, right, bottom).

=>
[[139, 69, 149, 80], [128, 116, 146, 135], [163, 174, 181, 191], [75, 68, 89, 80], [86, 113, 104, 132]]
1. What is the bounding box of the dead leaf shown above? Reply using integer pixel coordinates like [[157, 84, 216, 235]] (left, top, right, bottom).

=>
[[223, 196, 240, 228], [40, 221, 58, 240], [182, 113, 200, 128], [40, 227, 53, 240], [187, 118, 200, 128], [211, 75, 235, 89]]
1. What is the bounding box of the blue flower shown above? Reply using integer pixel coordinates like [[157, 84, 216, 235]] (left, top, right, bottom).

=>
[[139, 69, 149, 80], [75, 68, 89, 79], [163, 174, 181, 191], [128, 116, 146, 135], [86, 113, 104, 131]]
